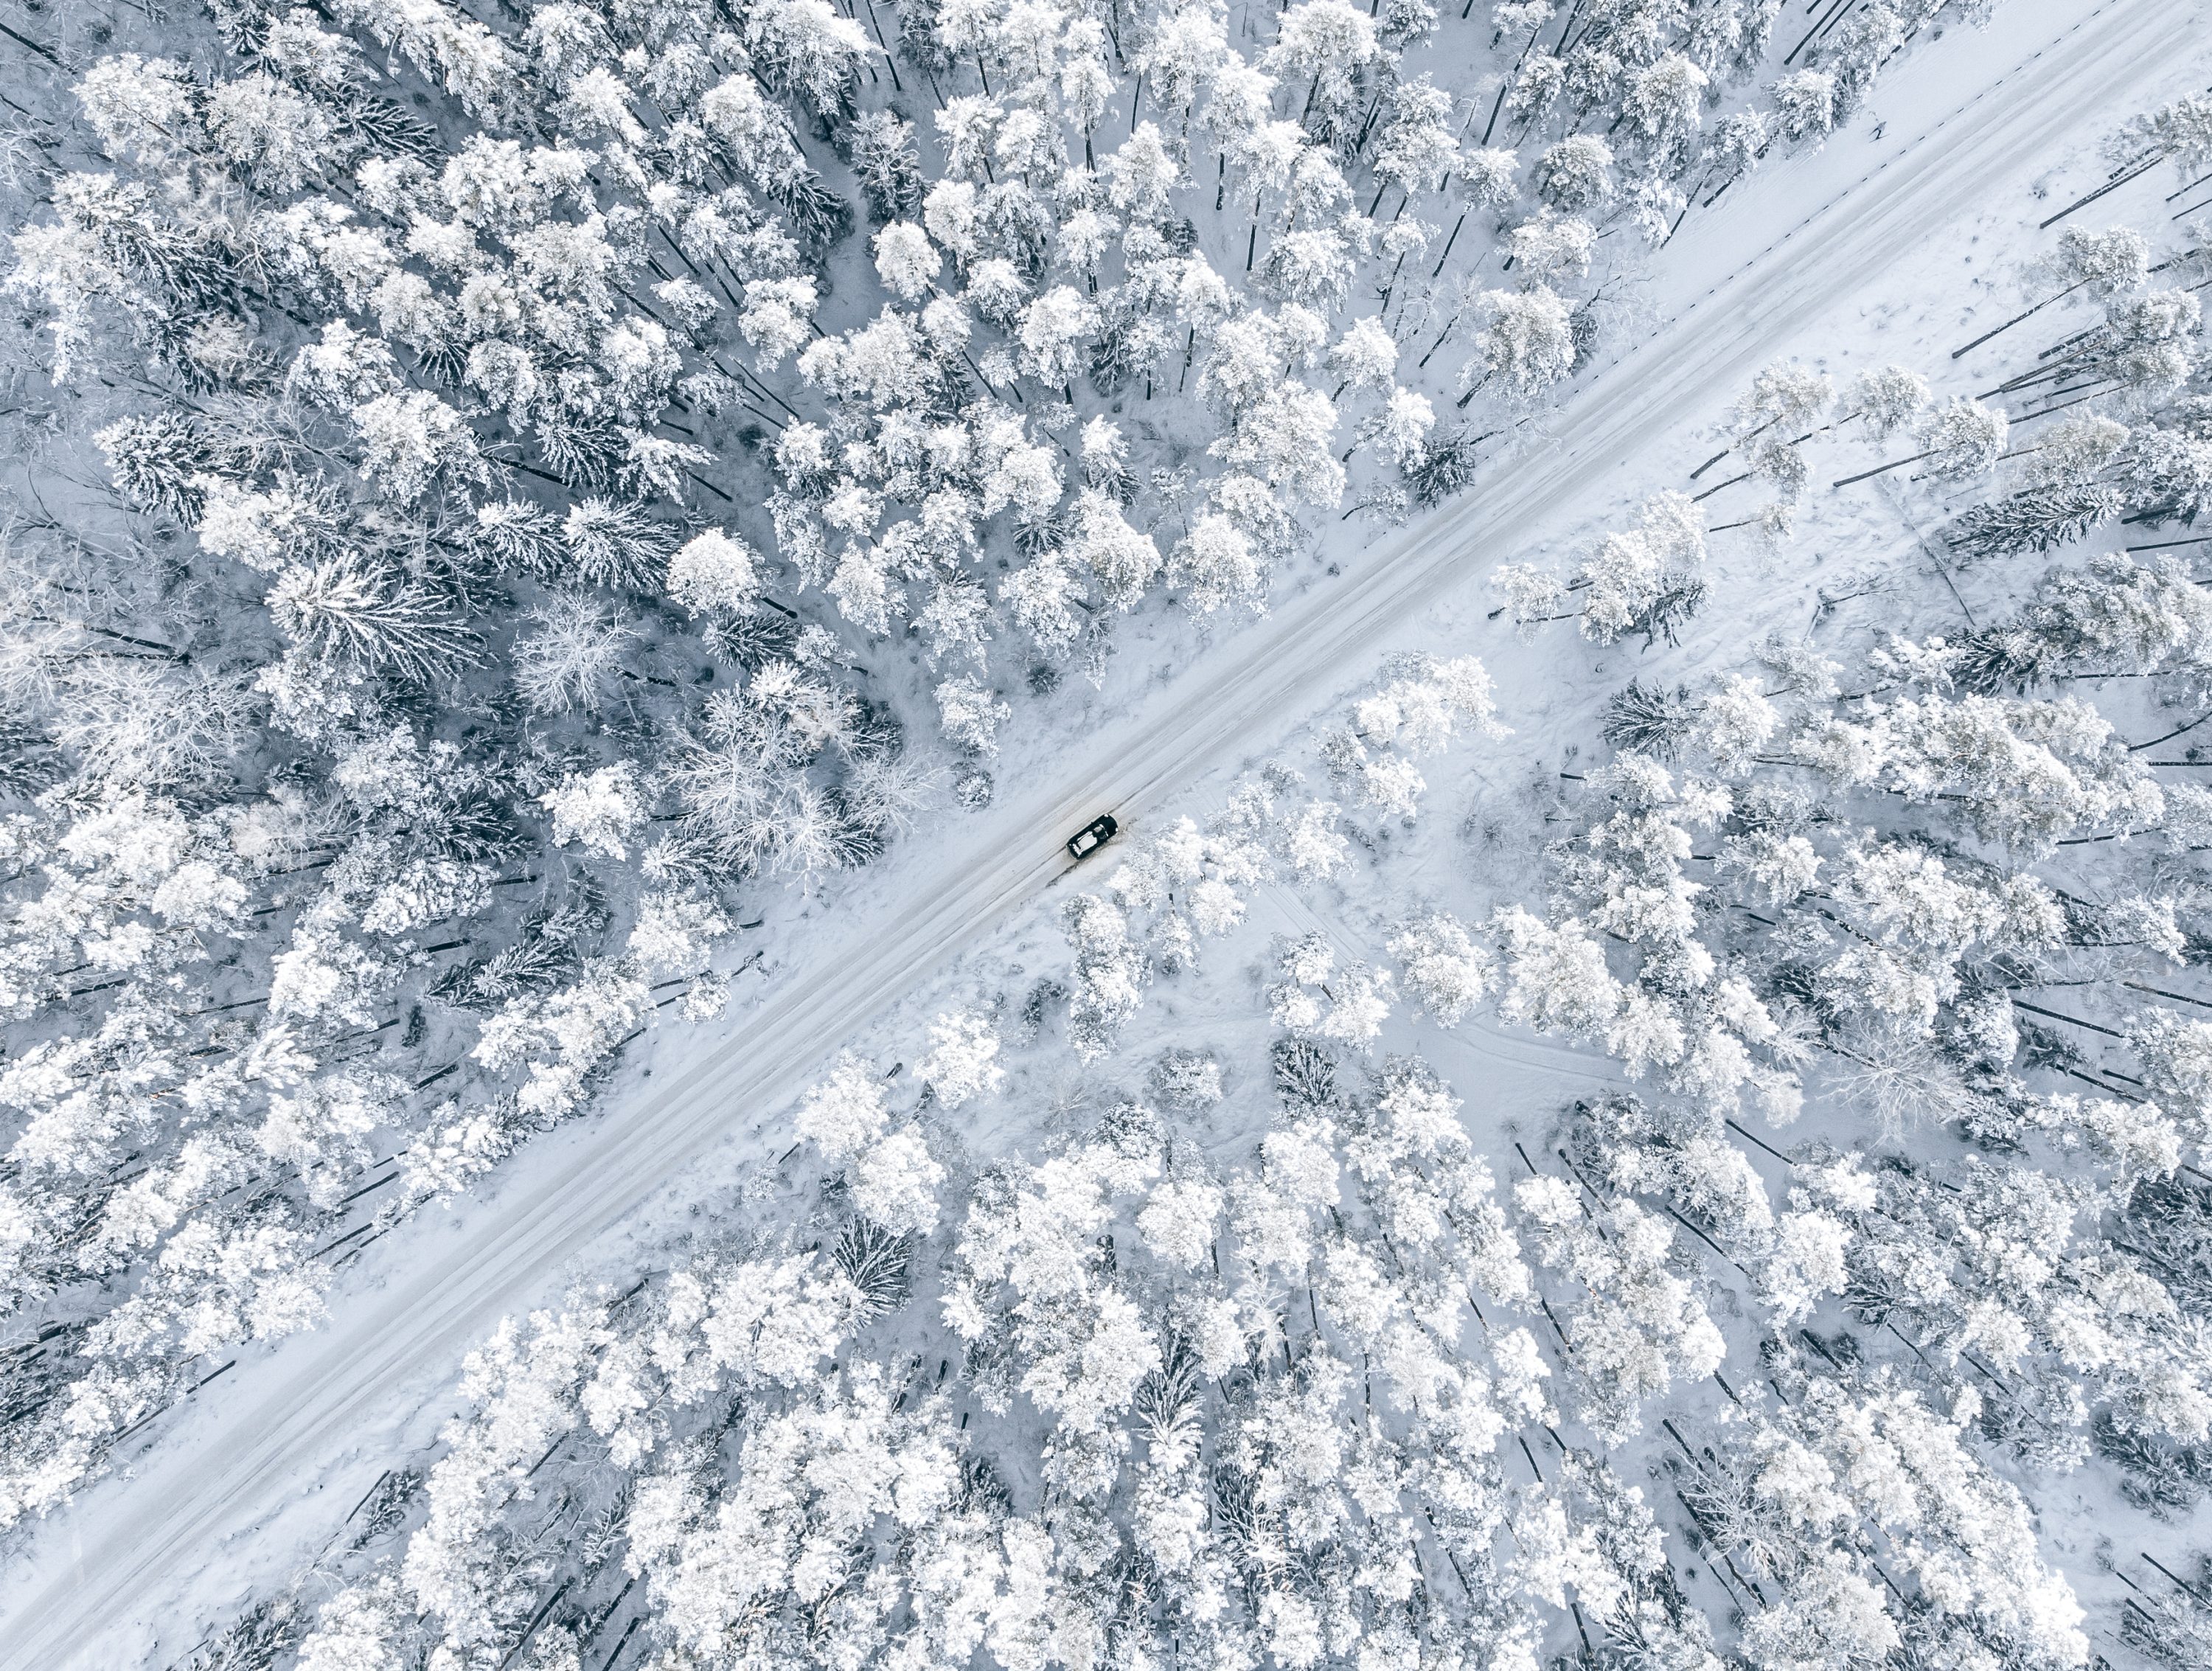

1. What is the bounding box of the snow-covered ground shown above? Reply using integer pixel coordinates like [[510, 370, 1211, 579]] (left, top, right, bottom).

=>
[[6, 0, 2212, 1662]]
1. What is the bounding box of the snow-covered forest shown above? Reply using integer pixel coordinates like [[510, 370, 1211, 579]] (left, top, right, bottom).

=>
[[1, 0, 2211, 1659]]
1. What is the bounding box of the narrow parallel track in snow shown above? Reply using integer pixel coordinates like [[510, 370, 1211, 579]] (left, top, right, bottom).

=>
[[3, 0, 2198, 1658]]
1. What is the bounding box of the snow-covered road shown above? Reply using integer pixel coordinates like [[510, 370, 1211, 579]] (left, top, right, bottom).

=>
[[4, 0, 2197, 1658]]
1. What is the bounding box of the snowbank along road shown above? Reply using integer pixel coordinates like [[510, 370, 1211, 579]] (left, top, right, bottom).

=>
[[3, 0, 2199, 1659]]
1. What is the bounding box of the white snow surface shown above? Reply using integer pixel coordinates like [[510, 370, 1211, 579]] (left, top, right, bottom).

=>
[[4, 0, 2207, 1661]]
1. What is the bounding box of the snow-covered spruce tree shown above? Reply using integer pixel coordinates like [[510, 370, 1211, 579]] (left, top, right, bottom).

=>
[[1318, 650, 1504, 819], [0, 0, 939, 1525], [1432, 184, 2212, 1614], [1528, 239, 2211, 616], [1953, 305, 2212, 534], [1673, 1367, 2090, 1668], [192, 740, 2164, 1670], [186, 992, 1755, 1671], [0, 0, 2011, 1566], [1494, 488, 1708, 645], [1422, 618, 2212, 1510]]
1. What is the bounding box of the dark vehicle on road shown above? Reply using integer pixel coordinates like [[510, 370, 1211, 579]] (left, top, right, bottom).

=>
[[1065, 813, 1119, 861]]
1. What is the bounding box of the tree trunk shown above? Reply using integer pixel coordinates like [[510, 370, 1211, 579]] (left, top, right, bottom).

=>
[[1378, 251, 1408, 312], [1949, 277, 2087, 360], [1417, 317, 1457, 369], [860, 0, 902, 91], [1830, 448, 1933, 489], [2039, 150, 2165, 230], [1430, 212, 1467, 277], [1786, 0, 1853, 66], [1480, 79, 1511, 146]]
